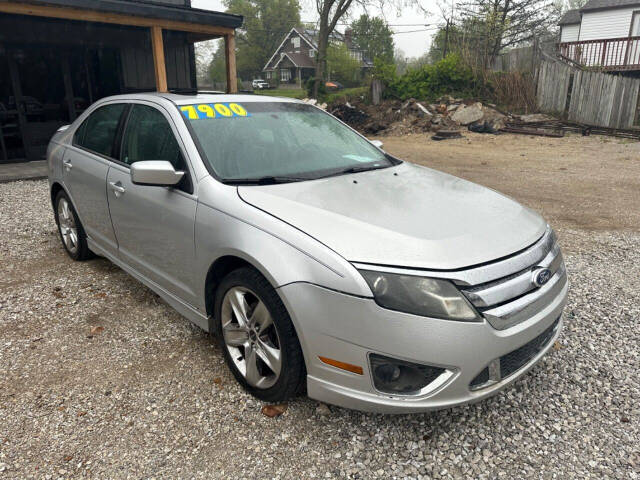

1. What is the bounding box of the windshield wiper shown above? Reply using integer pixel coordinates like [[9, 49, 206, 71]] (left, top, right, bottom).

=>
[[315, 164, 391, 180], [223, 175, 308, 185]]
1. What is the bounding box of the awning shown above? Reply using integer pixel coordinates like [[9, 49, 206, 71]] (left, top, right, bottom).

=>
[[11, 0, 243, 28]]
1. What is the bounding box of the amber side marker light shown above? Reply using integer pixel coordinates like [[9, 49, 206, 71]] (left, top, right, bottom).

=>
[[318, 356, 364, 375]]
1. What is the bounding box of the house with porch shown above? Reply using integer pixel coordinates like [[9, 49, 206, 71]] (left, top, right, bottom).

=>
[[262, 27, 372, 87], [0, 0, 242, 163], [558, 0, 640, 72]]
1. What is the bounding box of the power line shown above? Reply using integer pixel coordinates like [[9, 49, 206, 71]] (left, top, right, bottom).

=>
[[300, 21, 431, 27], [237, 15, 431, 27], [238, 27, 437, 36]]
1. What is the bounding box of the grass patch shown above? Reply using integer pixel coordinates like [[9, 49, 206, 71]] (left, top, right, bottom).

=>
[[323, 86, 368, 104]]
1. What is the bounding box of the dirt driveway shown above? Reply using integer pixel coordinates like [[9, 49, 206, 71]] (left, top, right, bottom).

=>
[[1, 133, 638, 479], [379, 132, 640, 234]]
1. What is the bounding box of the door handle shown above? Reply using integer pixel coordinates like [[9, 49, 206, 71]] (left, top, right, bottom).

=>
[[63, 159, 73, 171], [109, 181, 125, 196]]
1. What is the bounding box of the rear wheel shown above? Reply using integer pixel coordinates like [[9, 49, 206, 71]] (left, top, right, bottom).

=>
[[215, 267, 305, 402], [54, 190, 91, 261]]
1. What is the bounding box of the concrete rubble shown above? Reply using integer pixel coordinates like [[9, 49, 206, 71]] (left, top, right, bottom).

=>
[[327, 96, 517, 138]]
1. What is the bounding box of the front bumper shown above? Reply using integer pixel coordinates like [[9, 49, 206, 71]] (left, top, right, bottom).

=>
[[278, 279, 567, 413]]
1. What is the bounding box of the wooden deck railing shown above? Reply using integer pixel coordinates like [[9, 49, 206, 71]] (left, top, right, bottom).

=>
[[558, 37, 640, 71]]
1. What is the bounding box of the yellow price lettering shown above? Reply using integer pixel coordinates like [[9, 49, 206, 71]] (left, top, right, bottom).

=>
[[229, 103, 248, 116], [197, 104, 215, 118], [180, 105, 198, 120], [214, 103, 232, 117]]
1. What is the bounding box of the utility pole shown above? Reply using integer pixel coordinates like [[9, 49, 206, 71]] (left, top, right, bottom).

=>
[[442, 0, 455, 60]]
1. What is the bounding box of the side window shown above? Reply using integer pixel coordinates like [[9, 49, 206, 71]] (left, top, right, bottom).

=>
[[122, 104, 185, 171], [74, 104, 126, 157]]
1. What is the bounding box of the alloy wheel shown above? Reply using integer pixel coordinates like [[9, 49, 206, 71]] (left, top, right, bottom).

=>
[[57, 197, 78, 255], [221, 287, 282, 389]]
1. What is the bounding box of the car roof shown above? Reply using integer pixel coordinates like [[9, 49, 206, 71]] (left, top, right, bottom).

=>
[[93, 92, 303, 106]]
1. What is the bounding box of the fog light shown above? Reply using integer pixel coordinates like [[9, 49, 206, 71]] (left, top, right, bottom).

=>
[[370, 353, 445, 395], [374, 363, 401, 383]]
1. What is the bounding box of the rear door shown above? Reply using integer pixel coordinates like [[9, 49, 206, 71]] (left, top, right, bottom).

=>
[[106, 102, 198, 305], [63, 103, 127, 256]]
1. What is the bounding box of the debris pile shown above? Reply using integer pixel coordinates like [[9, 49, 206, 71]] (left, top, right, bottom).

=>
[[327, 95, 512, 138], [321, 95, 634, 139], [330, 102, 369, 127]]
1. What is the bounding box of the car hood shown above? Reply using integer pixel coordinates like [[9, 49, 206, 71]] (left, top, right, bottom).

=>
[[238, 162, 547, 270]]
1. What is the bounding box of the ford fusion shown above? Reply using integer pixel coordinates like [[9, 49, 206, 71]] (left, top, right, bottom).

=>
[[47, 94, 568, 413]]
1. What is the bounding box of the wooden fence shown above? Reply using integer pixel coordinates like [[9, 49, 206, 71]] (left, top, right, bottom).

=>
[[491, 46, 537, 72], [536, 60, 640, 129]]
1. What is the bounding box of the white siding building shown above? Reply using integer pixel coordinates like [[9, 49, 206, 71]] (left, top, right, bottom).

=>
[[559, 10, 582, 42], [558, 0, 640, 71], [581, 5, 639, 39]]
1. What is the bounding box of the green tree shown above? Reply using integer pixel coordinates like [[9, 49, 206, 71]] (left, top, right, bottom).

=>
[[207, 46, 227, 84], [327, 43, 361, 86], [222, 0, 302, 79], [427, 24, 465, 63], [350, 15, 394, 63]]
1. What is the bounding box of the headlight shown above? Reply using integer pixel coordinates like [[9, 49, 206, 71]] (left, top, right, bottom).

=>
[[359, 270, 480, 321]]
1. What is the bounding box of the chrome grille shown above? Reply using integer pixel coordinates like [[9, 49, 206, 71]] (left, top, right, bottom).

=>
[[459, 228, 567, 330]]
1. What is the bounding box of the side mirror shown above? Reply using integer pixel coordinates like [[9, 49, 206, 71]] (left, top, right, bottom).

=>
[[370, 139, 384, 149], [130, 161, 184, 187]]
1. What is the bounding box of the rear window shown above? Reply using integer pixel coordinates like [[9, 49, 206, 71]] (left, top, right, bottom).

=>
[[74, 104, 126, 158]]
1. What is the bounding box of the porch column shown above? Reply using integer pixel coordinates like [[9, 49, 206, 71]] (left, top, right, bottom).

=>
[[7, 52, 32, 160], [225, 32, 237, 93], [150, 25, 168, 93]]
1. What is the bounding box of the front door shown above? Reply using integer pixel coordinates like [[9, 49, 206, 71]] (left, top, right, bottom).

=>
[[63, 102, 127, 256], [106, 103, 198, 305]]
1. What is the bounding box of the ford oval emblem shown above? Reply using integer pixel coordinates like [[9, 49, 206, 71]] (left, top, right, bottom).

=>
[[532, 268, 552, 287]]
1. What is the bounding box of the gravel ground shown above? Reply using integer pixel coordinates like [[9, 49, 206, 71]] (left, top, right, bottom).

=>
[[1, 179, 639, 479]]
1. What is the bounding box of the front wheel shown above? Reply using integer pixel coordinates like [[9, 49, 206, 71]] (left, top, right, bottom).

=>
[[215, 267, 305, 402]]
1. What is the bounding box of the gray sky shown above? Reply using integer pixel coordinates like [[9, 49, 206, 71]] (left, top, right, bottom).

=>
[[191, 0, 438, 58]]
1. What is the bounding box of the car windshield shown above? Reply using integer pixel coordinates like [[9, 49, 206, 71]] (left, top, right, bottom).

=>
[[179, 101, 395, 184]]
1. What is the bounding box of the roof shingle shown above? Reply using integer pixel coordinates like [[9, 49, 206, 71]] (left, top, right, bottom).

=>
[[580, 0, 640, 11], [559, 9, 581, 25]]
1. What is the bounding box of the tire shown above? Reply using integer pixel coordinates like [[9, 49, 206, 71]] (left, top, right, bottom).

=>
[[54, 190, 92, 261], [214, 267, 306, 402]]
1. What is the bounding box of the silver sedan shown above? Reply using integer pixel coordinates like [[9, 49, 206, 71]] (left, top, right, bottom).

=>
[[47, 93, 567, 413]]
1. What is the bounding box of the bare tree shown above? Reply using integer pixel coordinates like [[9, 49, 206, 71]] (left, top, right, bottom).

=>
[[459, 0, 554, 67], [313, 0, 355, 97], [437, 0, 457, 58], [312, 0, 421, 96]]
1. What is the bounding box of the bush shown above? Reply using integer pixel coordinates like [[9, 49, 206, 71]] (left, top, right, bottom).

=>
[[305, 77, 327, 98], [372, 59, 398, 86], [378, 54, 479, 101]]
